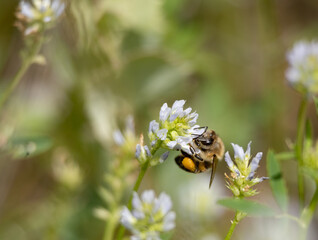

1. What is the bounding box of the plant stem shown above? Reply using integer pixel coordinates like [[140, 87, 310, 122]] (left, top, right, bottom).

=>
[[224, 211, 240, 240], [300, 184, 318, 240], [295, 98, 308, 208], [116, 163, 149, 240], [0, 36, 43, 111], [104, 213, 118, 240]]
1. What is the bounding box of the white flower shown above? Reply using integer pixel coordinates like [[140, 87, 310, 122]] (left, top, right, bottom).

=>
[[225, 142, 268, 197], [17, 0, 65, 35], [113, 116, 136, 146], [286, 40, 318, 95], [135, 144, 151, 164], [148, 100, 205, 154], [120, 190, 176, 240]]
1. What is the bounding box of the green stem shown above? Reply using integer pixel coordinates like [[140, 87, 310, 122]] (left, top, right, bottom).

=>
[[300, 184, 318, 240], [295, 98, 308, 208], [116, 163, 149, 240], [0, 36, 44, 111], [103, 213, 118, 240], [224, 211, 240, 240]]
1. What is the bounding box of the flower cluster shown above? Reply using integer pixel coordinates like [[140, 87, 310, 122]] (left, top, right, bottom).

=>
[[135, 100, 204, 167], [120, 190, 176, 240], [148, 100, 205, 154], [286, 41, 318, 96], [16, 0, 65, 35], [113, 116, 139, 156], [224, 142, 268, 198]]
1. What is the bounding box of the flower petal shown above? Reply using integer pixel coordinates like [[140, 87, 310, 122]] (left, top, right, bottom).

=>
[[224, 151, 234, 169], [245, 141, 252, 158], [149, 120, 159, 133], [141, 190, 155, 204], [159, 151, 169, 163], [144, 145, 151, 157], [159, 103, 171, 122], [231, 143, 245, 161], [113, 130, 125, 146], [163, 211, 176, 231], [166, 141, 177, 149], [135, 144, 141, 158], [247, 152, 263, 180], [171, 100, 186, 111], [156, 129, 168, 140], [158, 192, 172, 215], [120, 207, 136, 230], [20, 1, 34, 18]]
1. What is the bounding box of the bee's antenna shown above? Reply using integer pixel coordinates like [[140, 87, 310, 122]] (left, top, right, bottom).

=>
[[192, 126, 208, 138]]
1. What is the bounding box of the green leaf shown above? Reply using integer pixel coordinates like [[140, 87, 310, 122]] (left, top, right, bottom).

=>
[[98, 187, 115, 206], [267, 150, 288, 212], [275, 151, 295, 161], [7, 136, 53, 160], [217, 198, 275, 217]]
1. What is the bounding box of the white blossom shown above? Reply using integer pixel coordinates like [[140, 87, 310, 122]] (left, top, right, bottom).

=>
[[148, 100, 205, 154], [286, 40, 318, 95], [17, 0, 65, 35], [225, 142, 268, 197], [120, 190, 176, 240]]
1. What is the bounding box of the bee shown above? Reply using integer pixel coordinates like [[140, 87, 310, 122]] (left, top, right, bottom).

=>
[[175, 127, 224, 188]]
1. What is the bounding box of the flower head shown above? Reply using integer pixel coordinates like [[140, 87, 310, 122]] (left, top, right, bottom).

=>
[[224, 142, 268, 197], [120, 190, 176, 240], [16, 0, 65, 35], [148, 100, 205, 154], [113, 116, 139, 155], [286, 41, 318, 96]]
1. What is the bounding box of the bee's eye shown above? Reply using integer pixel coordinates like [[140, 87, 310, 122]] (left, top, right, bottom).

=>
[[201, 138, 213, 146]]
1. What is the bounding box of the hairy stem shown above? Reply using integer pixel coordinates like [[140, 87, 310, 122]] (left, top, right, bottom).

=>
[[224, 211, 240, 240]]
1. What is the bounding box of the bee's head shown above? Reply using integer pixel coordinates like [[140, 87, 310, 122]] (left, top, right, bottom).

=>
[[194, 130, 216, 150]]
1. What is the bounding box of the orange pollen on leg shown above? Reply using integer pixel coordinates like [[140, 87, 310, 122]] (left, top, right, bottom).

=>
[[182, 157, 196, 172]]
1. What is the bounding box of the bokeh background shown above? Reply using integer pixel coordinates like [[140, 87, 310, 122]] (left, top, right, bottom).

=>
[[0, 0, 318, 239]]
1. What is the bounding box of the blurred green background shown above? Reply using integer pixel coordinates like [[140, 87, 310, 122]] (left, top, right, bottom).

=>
[[0, 0, 318, 239]]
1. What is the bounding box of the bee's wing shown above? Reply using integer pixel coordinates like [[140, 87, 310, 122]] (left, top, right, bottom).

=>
[[209, 157, 218, 188]]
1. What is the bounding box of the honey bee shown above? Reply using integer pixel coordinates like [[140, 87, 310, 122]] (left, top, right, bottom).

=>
[[175, 127, 224, 188]]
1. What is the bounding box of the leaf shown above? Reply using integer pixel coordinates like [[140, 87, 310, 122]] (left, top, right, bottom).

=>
[[98, 187, 115, 206], [93, 207, 110, 220], [267, 150, 288, 212], [8, 136, 53, 160], [274, 151, 295, 161], [217, 198, 275, 217]]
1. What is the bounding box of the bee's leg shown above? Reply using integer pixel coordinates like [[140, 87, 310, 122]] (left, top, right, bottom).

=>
[[194, 153, 204, 162], [189, 145, 196, 154]]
